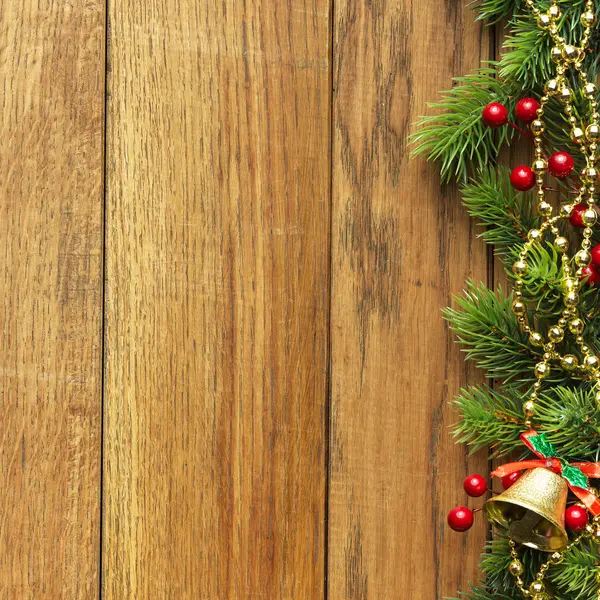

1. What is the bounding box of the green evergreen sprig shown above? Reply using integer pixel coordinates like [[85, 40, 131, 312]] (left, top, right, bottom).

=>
[[409, 70, 517, 182], [461, 166, 538, 255]]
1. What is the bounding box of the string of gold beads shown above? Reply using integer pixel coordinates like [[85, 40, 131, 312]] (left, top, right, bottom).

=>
[[511, 0, 600, 431]]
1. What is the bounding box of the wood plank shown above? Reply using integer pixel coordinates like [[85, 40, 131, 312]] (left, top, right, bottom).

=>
[[103, 1, 331, 597], [0, 2, 105, 598], [328, 1, 492, 598]]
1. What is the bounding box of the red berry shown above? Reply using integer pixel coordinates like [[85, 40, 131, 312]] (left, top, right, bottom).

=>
[[592, 244, 600, 267], [447, 506, 474, 532], [510, 166, 536, 191], [570, 203, 588, 228], [581, 265, 600, 286], [463, 474, 487, 497], [501, 471, 523, 490], [482, 102, 508, 128], [548, 152, 575, 179], [565, 505, 589, 531], [515, 98, 540, 123]]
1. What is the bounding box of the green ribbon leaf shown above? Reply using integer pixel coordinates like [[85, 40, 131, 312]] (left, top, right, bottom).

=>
[[561, 462, 589, 489], [528, 433, 557, 459], [527, 433, 590, 489]]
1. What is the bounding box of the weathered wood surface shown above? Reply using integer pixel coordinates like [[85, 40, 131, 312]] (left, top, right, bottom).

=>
[[2, 1, 491, 597], [0, 1, 105, 597], [328, 1, 491, 598], [103, 0, 331, 598]]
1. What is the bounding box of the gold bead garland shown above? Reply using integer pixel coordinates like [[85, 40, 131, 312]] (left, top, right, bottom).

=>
[[504, 1, 600, 598], [512, 0, 600, 428]]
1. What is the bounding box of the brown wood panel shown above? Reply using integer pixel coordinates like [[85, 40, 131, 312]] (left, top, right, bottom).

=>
[[0, 1, 105, 598], [103, 1, 331, 598], [328, 1, 491, 598]]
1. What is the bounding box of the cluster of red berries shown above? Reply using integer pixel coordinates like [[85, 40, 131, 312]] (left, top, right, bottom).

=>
[[482, 99, 600, 285], [447, 471, 589, 532], [482, 98, 577, 188]]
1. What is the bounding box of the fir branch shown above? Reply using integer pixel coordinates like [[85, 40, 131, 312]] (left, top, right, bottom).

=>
[[549, 542, 599, 600], [410, 70, 517, 182], [470, 0, 521, 24], [481, 538, 542, 593], [444, 282, 541, 384], [535, 387, 600, 459], [446, 584, 519, 600], [461, 166, 538, 255], [452, 384, 523, 456]]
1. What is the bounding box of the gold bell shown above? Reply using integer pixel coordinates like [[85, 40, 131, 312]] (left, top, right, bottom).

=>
[[484, 468, 568, 551]]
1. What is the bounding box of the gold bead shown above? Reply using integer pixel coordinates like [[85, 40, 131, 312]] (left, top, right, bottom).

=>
[[538, 201, 552, 216], [530, 331, 545, 346], [537, 13, 552, 28], [548, 326, 564, 342], [582, 11, 597, 27], [532, 158, 547, 173], [583, 208, 598, 226], [569, 318, 585, 334], [565, 291, 580, 306], [585, 355, 600, 369], [531, 120, 546, 135], [509, 560, 524, 576], [548, 5, 561, 19], [576, 249, 592, 266], [545, 77, 559, 94], [587, 124, 600, 141], [535, 362, 550, 379], [550, 551, 563, 564], [554, 236, 569, 252], [513, 260, 528, 276], [561, 354, 578, 371], [584, 82, 598, 99], [560, 204, 574, 217], [528, 229, 542, 242], [559, 87, 573, 102], [512, 300, 527, 315], [523, 400, 536, 415], [572, 127, 585, 143], [562, 45, 580, 62], [530, 581, 545, 594]]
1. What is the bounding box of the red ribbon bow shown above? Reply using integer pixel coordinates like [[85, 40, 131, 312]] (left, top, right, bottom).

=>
[[491, 430, 600, 516]]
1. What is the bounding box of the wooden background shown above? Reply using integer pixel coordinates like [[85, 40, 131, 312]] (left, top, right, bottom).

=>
[[0, 0, 495, 598]]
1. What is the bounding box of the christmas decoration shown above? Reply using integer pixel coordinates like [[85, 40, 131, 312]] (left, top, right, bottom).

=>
[[412, 0, 600, 598], [502, 471, 523, 490], [448, 506, 475, 532], [566, 505, 589, 531], [515, 97, 540, 123], [548, 151, 575, 178], [464, 473, 488, 497], [482, 102, 509, 128], [511, 165, 536, 191], [581, 265, 600, 285], [568, 202, 588, 227]]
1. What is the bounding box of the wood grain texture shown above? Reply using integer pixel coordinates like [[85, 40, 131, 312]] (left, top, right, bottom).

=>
[[0, 1, 105, 598], [328, 1, 491, 598], [103, 1, 331, 598]]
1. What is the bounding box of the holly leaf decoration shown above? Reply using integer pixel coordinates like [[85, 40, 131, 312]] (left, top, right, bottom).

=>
[[527, 433, 556, 459], [561, 463, 589, 490]]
